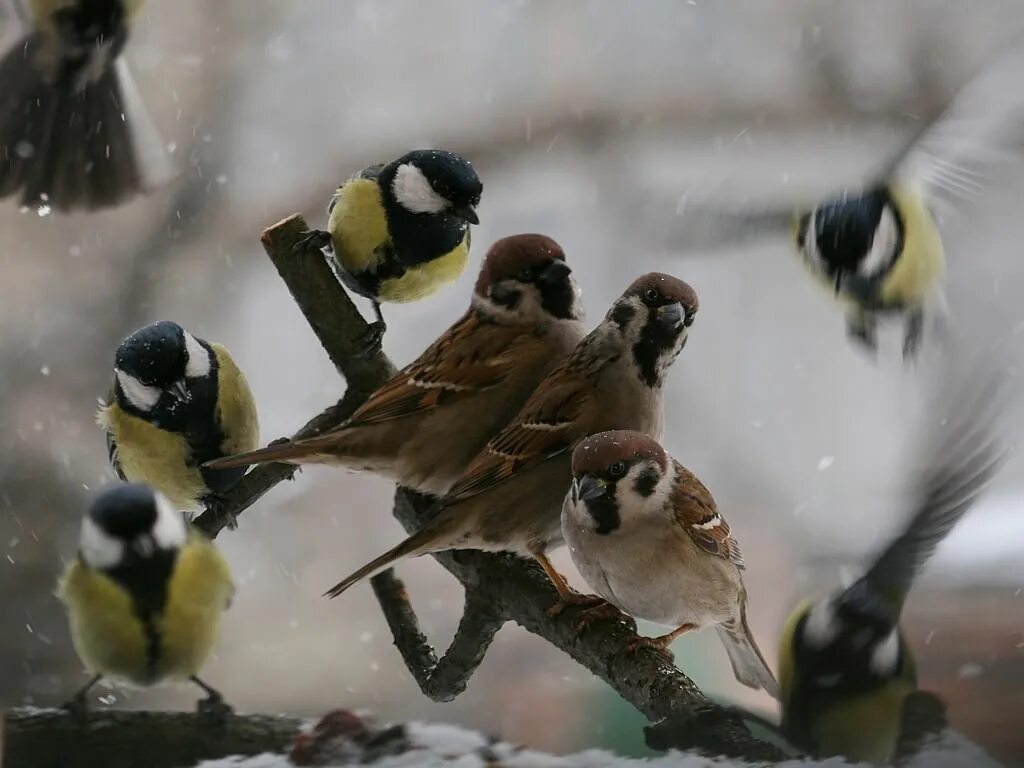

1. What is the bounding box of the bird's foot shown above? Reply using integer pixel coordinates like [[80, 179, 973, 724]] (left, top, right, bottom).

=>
[[574, 602, 637, 635], [846, 317, 878, 358], [293, 229, 332, 255], [196, 690, 234, 722], [626, 635, 676, 662], [903, 310, 925, 363], [356, 321, 387, 359], [202, 492, 238, 530], [547, 591, 607, 618], [61, 692, 90, 722]]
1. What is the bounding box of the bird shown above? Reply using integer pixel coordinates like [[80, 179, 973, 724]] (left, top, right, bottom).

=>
[[203, 233, 586, 495], [96, 321, 259, 517], [678, 38, 1024, 360], [0, 0, 173, 212], [297, 149, 483, 354], [57, 483, 234, 715], [560, 430, 780, 698], [323, 272, 699, 603], [776, 357, 1012, 763]]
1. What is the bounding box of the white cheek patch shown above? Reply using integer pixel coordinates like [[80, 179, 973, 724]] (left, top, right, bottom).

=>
[[870, 630, 900, 676], [858, 205, 899, 278], [116, 369, 161, 411], [392, 163, 449, 214], [802, 211, 821, 265], [152, 492, 188, 550], [80, 516, 124, 570], [803, 600, 839, 648], [183, 332, 211, 379]]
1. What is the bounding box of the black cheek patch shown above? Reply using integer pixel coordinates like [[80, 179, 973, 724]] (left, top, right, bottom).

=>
[[585, 496, 621, 535], [632, 316, 683, 388], [539, 282, 576, 320], [490, 284, 522, 310], [610, 302, 636, 330], [633, 468, 659, 498]]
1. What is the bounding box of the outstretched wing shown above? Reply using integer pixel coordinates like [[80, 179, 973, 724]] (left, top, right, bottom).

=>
[[671, 461, 744, 568]]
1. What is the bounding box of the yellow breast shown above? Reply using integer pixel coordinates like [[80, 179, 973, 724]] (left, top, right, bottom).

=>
[[812, 684, 914, 763], [97, 404, 207, 513], [212, 344, 260, 456], [377, 240, 470, 303], [878, 182, 945, 308], [328, 177, 391, 275]]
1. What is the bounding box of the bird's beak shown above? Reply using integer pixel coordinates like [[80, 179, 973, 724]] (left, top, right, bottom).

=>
[[578, 475, 608, 503], [169, 379, 190, 402], [538, 260, 572, 286], [656, 301, 684, 330], [450, 204, 479, 224]]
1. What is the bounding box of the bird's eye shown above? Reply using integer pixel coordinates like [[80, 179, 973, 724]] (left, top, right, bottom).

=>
[[683, 312, 695, 327], [609, 461, 627, 477], [519, 267, 534, 281], [644, 288, 659, 302]]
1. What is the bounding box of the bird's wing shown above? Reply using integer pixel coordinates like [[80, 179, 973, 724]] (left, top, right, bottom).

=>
[[343, 311, 523, 427], [880, 37, 1024, 216], [444, 356, 587, 502], [853, 352, 1013, 613], [96, 386, 127, 480], [670, 461, 745, 568]]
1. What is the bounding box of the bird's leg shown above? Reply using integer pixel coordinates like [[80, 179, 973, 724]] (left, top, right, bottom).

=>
[[532, 552, 605, 617], [845, 310, 878, 357], [293, 229, 333, 255], [626, 623, 697, 661], [62, 674, 102, 718], [574, 602, 637, 636], [356, 301, 388, 359], [903, 307, 925, 362], [191, 675, 233, 721]]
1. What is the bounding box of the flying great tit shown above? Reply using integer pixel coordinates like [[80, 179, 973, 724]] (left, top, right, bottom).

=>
[[777, 359, 1012, 763], [58, 483, 234, 714], [679, 39, 1024, 361], [96, 321, 259, 517], [0, 0, 173, 212], [298, 148, 482, 353]]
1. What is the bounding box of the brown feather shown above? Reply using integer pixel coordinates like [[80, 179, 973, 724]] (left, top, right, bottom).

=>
[[671, 462, 745, 568]]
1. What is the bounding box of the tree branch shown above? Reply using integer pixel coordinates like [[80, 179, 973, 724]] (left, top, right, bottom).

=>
[[1, 707, 303, 768], [195, 215, 786, 761]]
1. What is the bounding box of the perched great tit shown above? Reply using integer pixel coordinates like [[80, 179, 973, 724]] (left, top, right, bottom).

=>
[[96, 321, 259, 517], [298, 149, 482, 353], [58, 483, 234, 714], [777, 360, 1012, 764], [0, 0, 173, 212]]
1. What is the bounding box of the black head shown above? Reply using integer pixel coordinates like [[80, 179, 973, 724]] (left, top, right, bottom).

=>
[[388, 149, 482, 223], [608, 273, 698, 388], [568, 431, 670, 535], [797, 188, 902, 294], [112, 321, 212, 417], [80, 484, 187, 570], [475, 234, 582, 322]]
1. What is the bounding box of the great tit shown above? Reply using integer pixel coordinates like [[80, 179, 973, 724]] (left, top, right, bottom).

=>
[[58, 483, 234, 714], [96, 321, 259, 517], [777, 361, 1012, 763], [0, 0, 172, 212], [298, 149, 482, 353]]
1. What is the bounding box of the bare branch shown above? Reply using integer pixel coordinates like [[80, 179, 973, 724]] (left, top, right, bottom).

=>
[[1, 707, 303, 768]]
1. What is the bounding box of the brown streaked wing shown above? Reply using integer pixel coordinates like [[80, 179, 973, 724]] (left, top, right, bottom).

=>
[[444, 361, 588, 502], [344, 312, 523, 427], [671, 462, 744, 568]]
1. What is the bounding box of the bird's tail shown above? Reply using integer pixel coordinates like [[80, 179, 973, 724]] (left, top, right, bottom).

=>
[[716, 609, 781, 700], [323, 510, 458, 599], [0, 36, 172, 211], [203, 434, 346, 470]]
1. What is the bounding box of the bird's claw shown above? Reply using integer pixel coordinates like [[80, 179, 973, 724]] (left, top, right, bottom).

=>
[[573, 602, 636, 635], [202, 492, 238, 530], [357, 321, 387, 359], [626, 636, 675, 662], [846, 317, 878, 358], [903, 311, 924, 363], [196, 690, 234, 723], [294, 229, 332, 255], [61, 693, 90, 722], [547, 591, 606, 617]]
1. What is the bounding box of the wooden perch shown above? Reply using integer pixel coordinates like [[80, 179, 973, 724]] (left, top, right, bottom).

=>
[[0, 708, 303, 768], [194, 214, 785, 761]]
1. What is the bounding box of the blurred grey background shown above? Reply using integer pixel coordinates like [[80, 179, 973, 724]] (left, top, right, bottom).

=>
[[1, 0, 1023, 762]]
